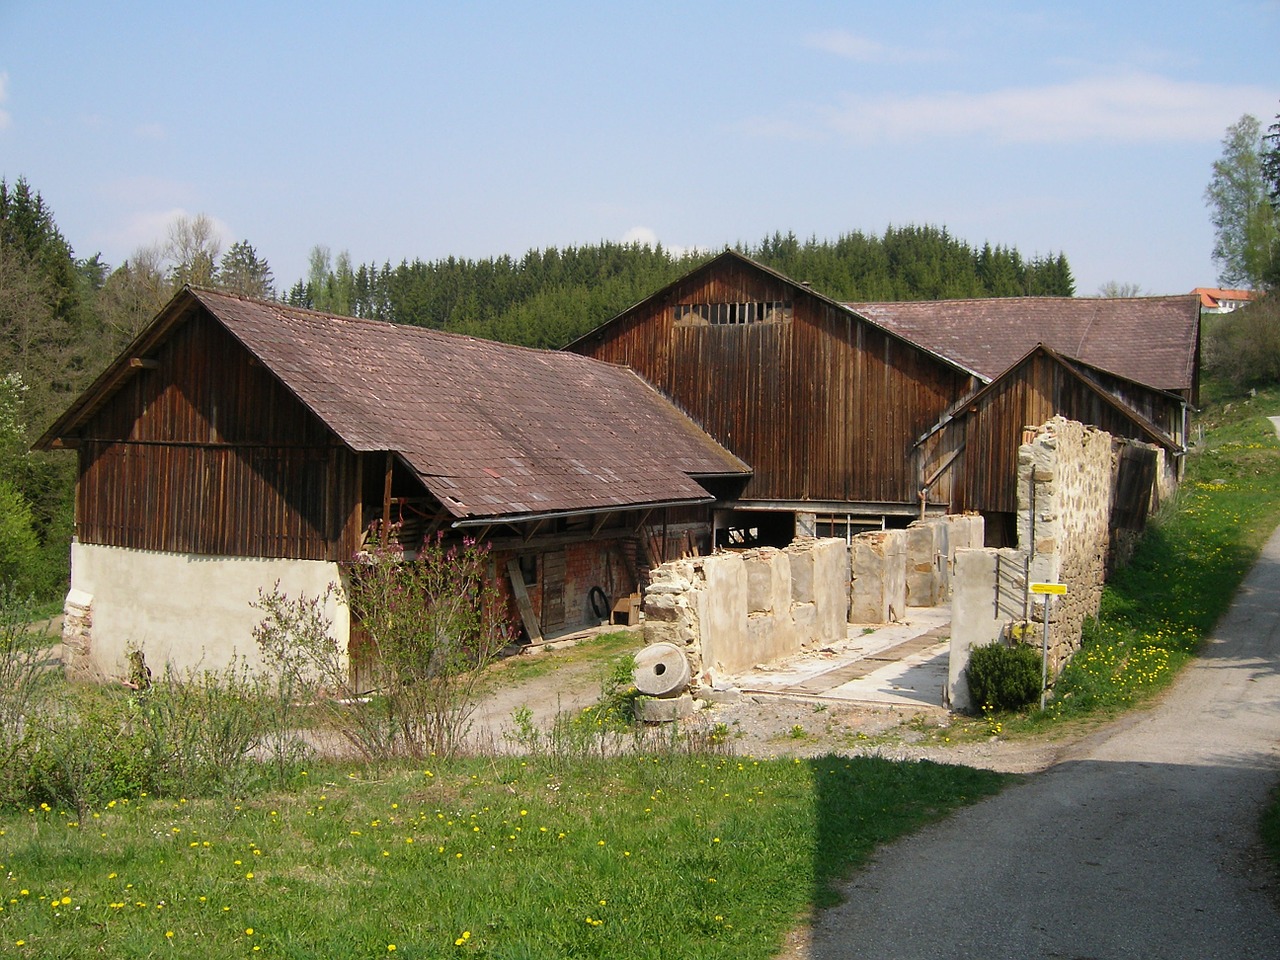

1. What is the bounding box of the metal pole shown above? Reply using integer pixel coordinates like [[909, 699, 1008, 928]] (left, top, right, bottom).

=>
[[1040, 594, 1051, 710]]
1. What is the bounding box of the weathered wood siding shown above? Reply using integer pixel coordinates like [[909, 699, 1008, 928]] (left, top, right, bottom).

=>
[[959, 352, 1176, 514], [73, 306, 362, 561], [571, 260, 970, 508]]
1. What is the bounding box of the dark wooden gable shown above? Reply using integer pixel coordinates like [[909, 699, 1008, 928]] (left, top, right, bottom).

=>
[[568, 252, 973, 510], [72, 302, 362, 561], [952, 346, 1177, 515]]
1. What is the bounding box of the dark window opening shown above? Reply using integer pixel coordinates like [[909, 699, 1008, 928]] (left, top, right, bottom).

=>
[[674, 300, 793, 326]]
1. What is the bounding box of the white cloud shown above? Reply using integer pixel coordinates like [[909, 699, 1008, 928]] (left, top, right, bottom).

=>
[[813, 71, 1280, 144], [620, 226, 702, 258], [621, 225, 659, 247], [0, 72, 11, 131], [804, 29, 941, 65]]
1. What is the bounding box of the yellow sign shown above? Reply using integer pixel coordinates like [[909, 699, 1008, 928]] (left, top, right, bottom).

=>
[[1030, 582, 1067, 595]]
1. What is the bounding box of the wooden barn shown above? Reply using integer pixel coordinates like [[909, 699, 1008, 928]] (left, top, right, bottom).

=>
[[35, 287, 748, 679], [569, 251, 1199, 545], [565, 251, 979, 543]]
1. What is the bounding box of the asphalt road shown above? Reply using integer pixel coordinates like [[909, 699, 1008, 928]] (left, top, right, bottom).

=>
[[798, 526, 1280, 959]]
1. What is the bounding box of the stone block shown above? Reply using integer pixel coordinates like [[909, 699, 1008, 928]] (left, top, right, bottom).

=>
[[699, 553, 748, 676], [811, 538, 849, 643], [949, 547, 1027, 713], [850, 529, 907, 623], [744, 547, 789, 616], [905, 521, 942, 607], [634, 694, 694, 722], [787, 540, 815, 604]]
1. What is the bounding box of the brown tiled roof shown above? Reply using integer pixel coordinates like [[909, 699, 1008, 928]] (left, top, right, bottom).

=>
[[845, 295, 1200, 393], [189, 289, 747, 522]]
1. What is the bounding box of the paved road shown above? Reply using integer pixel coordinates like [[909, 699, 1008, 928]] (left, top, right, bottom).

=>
[[799, 526, 1280, 959]]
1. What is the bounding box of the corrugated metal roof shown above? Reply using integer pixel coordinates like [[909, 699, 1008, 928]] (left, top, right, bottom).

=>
[[184, 289, 748, 522], [845, 295, 1201, 393]]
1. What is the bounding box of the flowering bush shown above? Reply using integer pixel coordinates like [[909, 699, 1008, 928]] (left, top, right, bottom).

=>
[[344, 532, 511, 759]]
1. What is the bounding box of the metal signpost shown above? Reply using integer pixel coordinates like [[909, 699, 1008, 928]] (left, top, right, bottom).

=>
[[1029, 582, 1067, 709]]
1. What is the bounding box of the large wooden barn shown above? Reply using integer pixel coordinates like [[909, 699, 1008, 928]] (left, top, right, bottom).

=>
[[36, 287, 748, 679], [39, 254, 1201, 680], [569, 251, 1199, 544]]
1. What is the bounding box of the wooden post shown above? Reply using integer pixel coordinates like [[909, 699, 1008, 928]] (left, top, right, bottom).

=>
[[505, 558, 543, 644], [382, 451, 393, 541]]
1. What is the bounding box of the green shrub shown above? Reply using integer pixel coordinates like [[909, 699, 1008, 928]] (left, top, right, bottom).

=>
[[966, 641, 1043, 713]]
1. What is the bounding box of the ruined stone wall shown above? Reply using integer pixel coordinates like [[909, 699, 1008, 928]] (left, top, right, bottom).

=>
[[849, 529, 906, 623], [1017, 416, 1115, 667], [642, 538, 849, 688], [847, 515, 983, 624]]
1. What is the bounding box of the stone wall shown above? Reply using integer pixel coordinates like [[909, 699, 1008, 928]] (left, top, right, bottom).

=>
[[642, 538, 850, 687], [1017, 417, 1114, 668], [947, 548, 1028, 713], [949, 416, 1167, 710]]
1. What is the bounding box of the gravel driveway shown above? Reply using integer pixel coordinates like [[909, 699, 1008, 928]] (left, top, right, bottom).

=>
[[779, 526, 1280, 959]]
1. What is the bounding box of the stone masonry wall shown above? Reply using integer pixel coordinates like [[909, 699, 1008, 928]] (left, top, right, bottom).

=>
[[642, 539, 849, 689], [1017, 416, 1115, 668], [950, 417, 1171, 709]]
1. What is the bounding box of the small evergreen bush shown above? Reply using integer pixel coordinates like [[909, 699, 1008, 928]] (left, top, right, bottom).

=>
[[966, 641, 1042, 713]]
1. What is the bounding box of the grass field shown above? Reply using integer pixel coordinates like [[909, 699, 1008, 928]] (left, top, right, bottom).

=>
[[0, 754, 1008, 959]]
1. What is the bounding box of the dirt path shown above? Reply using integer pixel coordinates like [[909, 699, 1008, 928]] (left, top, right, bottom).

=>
[[775, 525, 1280, 959]]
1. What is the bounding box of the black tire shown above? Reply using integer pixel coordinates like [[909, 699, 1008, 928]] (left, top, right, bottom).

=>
[[589, 586, 610, 620]]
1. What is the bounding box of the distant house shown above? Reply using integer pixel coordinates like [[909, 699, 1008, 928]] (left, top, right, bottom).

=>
[[35, 287, 748, 679], [1193, 287, 1256, 314], [570, 251, 1200, 544]]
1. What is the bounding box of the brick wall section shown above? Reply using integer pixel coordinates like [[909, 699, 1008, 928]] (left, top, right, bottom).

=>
[[493, 539, 639, 640]]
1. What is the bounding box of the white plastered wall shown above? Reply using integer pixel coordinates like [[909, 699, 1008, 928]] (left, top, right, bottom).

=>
[[65, 542, 349, 681]]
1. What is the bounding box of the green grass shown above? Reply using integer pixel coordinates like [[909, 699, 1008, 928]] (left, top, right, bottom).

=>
[[481, 631, 638, 690], [0, 754, 1008, 959], [1010, 382, 1280, 727]]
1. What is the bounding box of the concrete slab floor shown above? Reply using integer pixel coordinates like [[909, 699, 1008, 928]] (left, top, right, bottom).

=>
[[730, 605, 952, 711]]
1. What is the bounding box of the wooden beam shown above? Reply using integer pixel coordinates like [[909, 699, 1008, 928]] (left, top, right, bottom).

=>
[[382, 451, 393, 541], [590, 512, 611, 538], [129, 357, 160, 370], [505, 558, 543, 644]]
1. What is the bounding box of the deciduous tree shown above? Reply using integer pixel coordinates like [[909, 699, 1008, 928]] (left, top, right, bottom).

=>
[[1205, 114, 1279, 288]]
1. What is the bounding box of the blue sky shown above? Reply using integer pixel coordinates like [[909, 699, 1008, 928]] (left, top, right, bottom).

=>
[[2, 1, 1278, 296]]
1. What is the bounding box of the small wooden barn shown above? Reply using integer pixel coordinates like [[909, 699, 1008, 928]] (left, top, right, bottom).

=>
[[36, 288, 748, 678], [569, 252, 1199, 544]]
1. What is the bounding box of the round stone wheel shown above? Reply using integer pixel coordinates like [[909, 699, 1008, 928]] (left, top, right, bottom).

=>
[[633, 643, 691, 697]]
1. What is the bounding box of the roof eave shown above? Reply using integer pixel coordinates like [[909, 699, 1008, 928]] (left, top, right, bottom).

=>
[[450, 495, 716, 528]]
